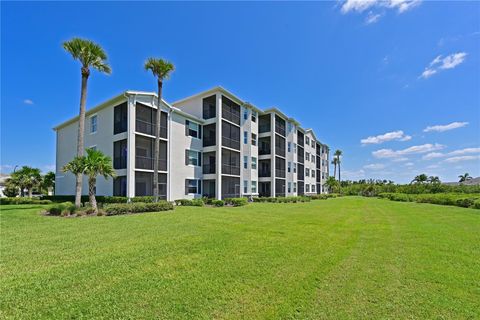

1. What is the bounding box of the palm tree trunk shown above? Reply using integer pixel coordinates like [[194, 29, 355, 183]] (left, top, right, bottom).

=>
[[75, 69, 89, 208], [153, 80, 163, 202], [88, 177, 98, 214], [338, 163, 341, 184], [333, 164, 337, 181], [28, 188, 32, 198]]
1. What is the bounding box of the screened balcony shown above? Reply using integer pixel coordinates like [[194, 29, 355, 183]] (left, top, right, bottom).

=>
[[135, 103, 167, 138], [135, 135, 167, 171]]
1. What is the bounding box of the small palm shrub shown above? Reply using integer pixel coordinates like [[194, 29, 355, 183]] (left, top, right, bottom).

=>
[[211, 200, 225, 207]]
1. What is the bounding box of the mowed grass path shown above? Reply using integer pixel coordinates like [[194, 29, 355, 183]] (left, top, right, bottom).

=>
[[1, 197, 479, 319]]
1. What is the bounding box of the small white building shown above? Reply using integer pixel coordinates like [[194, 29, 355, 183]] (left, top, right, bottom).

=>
[[54, 87, 330, 200]]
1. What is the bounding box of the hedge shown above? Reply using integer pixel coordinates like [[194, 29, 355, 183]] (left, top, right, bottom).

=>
[[0, 197, 52, 205], [103, 201, 174, 216], [378, 192, 480, 209], [174, 199, 204, 206], [224, 198, 248, 206], [40, 195, 166, 204]]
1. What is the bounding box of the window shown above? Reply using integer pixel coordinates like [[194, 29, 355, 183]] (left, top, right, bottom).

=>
[[90, 115, 97, 133], [312, 170, 315, 178], [294, 143, 297, 154], [244, 156, 248, 169], [244, 131, 248, 144], [288, 122, 292, 133], [312, 185, 316, 193], [252, 157, 257, 170], [306, 152, 310, 161], [293, 163, 297, 173], [311, 140, 315, 148], [251, 111, 257, 123], [244, 109, 248, 120], [288, 182, 291, 193], [114, 102, 127, 134], [293, 182, 297, 192], [312, 156, 315, 164], [251, 133, 257, 146], [306, 184, 310, 193], [185, 179, 200, 194], [252, 181, 257, 193], [186, 150, 201, 166], [306, 168, 310, 177], [244, 180, 248, 193], [186, 120, 200, 138], [288, 162, 291, 173], [288, 142, 291, 152], [305, 136, 310, 145]]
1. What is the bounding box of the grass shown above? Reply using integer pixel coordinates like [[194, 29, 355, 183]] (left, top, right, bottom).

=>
[[1, 197, 479, 319]]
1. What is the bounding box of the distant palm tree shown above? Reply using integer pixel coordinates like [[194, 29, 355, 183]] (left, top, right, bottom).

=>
[[411, 174, 428, 184], [144, 58, 175, 202], [428, 176, 441, 184], [10, 166, 42, 197], [334, 150, 342, 183], [458, 173, 473, 183], [63, 38, 111, 208], [64, 149, 116, 214], [331, 158, 338, 180]]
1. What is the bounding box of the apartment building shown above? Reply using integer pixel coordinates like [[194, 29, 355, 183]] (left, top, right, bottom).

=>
[[54, 87, 329, 200]]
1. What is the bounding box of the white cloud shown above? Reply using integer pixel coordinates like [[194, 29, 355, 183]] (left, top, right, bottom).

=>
[[364, 163, 386, 170], [365, 11, 382, 24], [443, 155, 480, 163], [423, 121, 468, 132], [422, 147, 480, 160], [420, 52, 467, 79], [23, 99, 34, 105], [392, 157, 409, 162], [426, 164, 440, 169], [404, 162, 414, 166], [361, 130, 411, 145], [373, 143, 445, 158], [342, 169, 366, 180], [341, 0, 421, 14]]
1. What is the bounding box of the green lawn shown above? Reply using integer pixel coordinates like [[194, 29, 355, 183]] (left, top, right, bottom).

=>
[[1, 197, 479, 319]]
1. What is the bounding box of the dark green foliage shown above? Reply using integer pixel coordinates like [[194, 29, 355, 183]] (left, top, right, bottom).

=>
[[224, 198, 248, 206], [252, 196, 313, 203], [0, 198, 52, 205], [104, 201, 174, 216], [308, 194, 340, 200], [46, 202, 76, 216], [211, 200, 225, 207], [378, 192, 480, 209]]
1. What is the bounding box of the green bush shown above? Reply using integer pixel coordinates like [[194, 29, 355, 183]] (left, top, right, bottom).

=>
[[473, 199, 480, 209], [211, 200, 225, 207], [224, 198, 248, 207], [0, 197, 52, 205], [379, 192, 480, 209], [174, 199, 204, 206], [104, 201, 174, 216], [46, 202, 76, 216]]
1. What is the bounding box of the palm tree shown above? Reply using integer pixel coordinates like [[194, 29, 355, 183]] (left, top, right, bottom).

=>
[[64, 149, 116, 214], [411, 174, 428, 184], [42, 171, 56, 195], [144, 58, 175, 202], [331, 158, 338, 180], [63, 38, 111, 208], [334, 149, 342, 183], [10, 166, 42, 197], [63, 156, 86, 202], [458, 173, 472, 183], [324, 176, 338, 193], [428, 176, 441, 184]]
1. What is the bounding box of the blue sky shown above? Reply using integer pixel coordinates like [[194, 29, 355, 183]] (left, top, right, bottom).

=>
[[1, 1, 479, 183]]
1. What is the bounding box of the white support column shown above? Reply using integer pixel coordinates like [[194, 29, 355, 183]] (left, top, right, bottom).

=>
[[271, 113, 276, 198], [126, 95, 136, 199], [216, 93, 222, 200], [167, 109, 172, 201]]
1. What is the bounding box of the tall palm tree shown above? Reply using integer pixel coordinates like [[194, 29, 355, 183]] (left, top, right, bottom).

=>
[[334, 149, 342, 183], [324, 176, 338, 193], [63, 38, 111, 207], [144, 58, 175, 202], [458, 173, 472, 183], [64, 149, 116, 214], [331, 158, 338, 180], [428, 176, 441, 184]]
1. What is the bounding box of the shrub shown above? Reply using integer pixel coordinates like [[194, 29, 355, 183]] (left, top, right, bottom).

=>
[[174, 199, 204, 206], [224, 198, 248, 207], [46, 202, 76, 216], [473, 199, 480, 209], [379, 192, 480, 209], [211, 200, 224, 207], [0, 197, 52, 205], [104, 201, 174, 216]]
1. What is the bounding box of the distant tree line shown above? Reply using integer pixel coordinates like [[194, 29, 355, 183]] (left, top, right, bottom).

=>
[[3, 166, 55, 197]]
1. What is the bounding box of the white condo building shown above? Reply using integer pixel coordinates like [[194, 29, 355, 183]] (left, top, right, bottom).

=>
[[54, 87, 330, 200]]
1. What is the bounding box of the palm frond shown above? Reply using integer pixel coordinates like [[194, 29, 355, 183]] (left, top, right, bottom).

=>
[[63, 38, 111, 74], [144, 57, 175, 80]]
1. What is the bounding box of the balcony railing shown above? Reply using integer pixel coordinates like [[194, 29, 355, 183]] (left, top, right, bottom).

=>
[[222, 136, 240, 150], [203, 137, 216, 147], [259, 170, 271, 177], [275, 147, 286, 157], [275, 169, 286, 178], [275, 124, 286, 137], [135, 156, 167, 171], [259, 124, 271, 133], [203, 163, 216, 174], [259, 148, 271, 155], [222, 164, 240, 176], [136, 119, 167, 138], [222, 109, 240, 125]]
